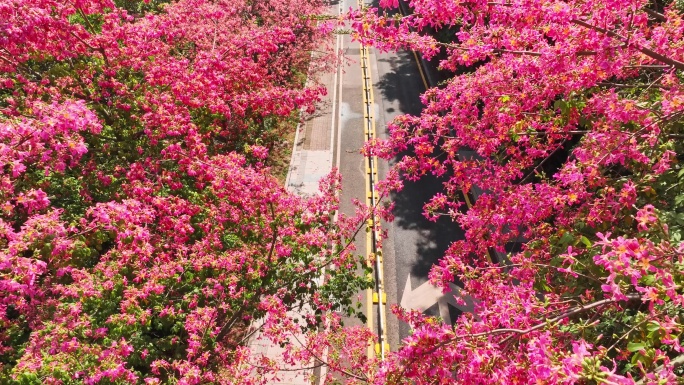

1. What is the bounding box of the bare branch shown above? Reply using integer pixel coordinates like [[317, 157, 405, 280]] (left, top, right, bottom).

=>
[[442, 42, 597, 57], [642, 8, 666, 21], [571, 19, 684, 71], [635, 354, 684, 385], [391, 294, 641, 381]]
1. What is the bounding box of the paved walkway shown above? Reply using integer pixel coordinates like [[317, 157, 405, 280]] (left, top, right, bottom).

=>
[[285, 69, 336, 196], [247, 11, 341, 385]]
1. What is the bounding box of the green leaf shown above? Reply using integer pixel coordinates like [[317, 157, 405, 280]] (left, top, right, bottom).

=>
[[559, 231, 574, 246], [627, 341, 646, 352], [646, 322, 660, 332], [580, 236, 592, 248], [675, 195, 684, 206], [640, 274, 656, 286]]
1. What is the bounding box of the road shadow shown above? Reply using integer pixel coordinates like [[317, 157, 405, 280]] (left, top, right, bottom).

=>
[[369, 0, 467, 287], [375, 51, 424, 116], [368, 0, 468, 341], [374, 48, 465, 288], [391, 171, 466, 279]]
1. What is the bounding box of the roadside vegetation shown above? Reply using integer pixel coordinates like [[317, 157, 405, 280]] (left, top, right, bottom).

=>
[[353, 0, 684, 383], [2, 0, 684, 384], [0, 0, 372, 383]]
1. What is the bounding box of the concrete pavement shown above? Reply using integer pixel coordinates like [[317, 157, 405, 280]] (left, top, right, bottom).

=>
[[248, 0, 470, 380], [247, 1, 343, 384]]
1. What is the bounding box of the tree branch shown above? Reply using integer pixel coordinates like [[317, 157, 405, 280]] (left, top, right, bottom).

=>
[[642, 8, 666, 22], [635, 354, 684, 385], [442, 42, 596, 57], [517, 140, 567, 185], [394, 293, 642, 380], [571, 19, 684, 71]]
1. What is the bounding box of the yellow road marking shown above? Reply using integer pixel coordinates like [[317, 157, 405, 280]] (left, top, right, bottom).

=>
[[358, 2, 388, 358], [405, 24, 477, 213], [412, 50, 429, 91]]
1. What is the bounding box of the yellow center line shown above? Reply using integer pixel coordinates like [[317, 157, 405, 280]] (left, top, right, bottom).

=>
[[359, 0, 388, 360], [411, 50, 429, 91], [402, 15, 476, 213]]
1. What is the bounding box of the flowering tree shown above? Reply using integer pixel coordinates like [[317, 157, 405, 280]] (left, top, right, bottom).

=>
[[0, 0, 375, 383], [353, 0, 684, 383]]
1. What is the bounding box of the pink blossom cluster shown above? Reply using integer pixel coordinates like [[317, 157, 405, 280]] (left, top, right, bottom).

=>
[[0, 0, 376, 383], [354, 0, 684, 383]]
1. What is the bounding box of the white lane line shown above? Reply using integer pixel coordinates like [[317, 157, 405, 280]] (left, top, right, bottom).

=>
[[320, 4, 343, 382], [329, 18, 340, 169], [335, 2, 344, 172]]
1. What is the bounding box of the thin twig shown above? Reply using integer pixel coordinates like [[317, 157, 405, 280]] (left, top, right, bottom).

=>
[[442, 42, 597, 57], [290, 332, 370, 381], [642, 8, 666, 21], [393, 294, 641, 380], [517, 140, 567, 185], [624, 65, 671, 69], [571, 19, 684, 71]]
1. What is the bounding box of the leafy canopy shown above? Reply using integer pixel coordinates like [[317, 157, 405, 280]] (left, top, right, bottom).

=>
[[353, 0, 684, 383]]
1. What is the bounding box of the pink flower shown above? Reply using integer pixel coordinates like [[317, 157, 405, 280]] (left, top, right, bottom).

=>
[[635, 205, 658, 232], [249, 145, 269, 160]]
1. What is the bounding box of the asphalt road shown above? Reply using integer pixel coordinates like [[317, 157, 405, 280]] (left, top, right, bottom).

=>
[[335, 0, 468, 347], [371, 42, 468, 342], [253, 0, 467, 381]]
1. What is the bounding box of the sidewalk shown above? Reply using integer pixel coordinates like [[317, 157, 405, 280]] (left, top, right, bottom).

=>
[[246, 19, 340, 385]]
